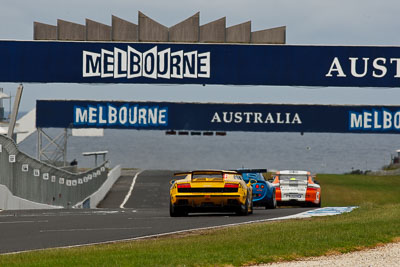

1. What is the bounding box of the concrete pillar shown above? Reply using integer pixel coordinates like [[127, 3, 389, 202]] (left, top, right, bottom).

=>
[[169, 12, 199, 42], [33, 22, 57, 40], [57, 19, 85, 41], [200, 17, 226, 43], [7, 84, 23, 139], [226, 21, 251, 43], [138, 11, 168, 42], [251, 26, 286, 44], [86, 19, 111, 41], [112, 15, 138, 41]]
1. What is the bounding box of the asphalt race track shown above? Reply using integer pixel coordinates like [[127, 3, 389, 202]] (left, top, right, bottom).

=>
[[0, 170, 315, 254]]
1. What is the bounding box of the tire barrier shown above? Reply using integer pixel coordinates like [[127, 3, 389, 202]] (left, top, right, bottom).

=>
[[0, 134, 109, 209]]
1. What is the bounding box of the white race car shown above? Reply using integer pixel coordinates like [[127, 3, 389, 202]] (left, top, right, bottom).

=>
[[271, 170, 321, 207]]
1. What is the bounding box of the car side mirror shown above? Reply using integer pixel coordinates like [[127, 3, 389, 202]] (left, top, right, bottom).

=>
[[268, 179, 273, 183], [169, 179, 176, 185], [314, 180, 320, 185]]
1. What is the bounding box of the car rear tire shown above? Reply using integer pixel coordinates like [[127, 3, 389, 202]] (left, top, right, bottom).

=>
[[170, 201, 187, 217], [266, 190, 277, 209], [170, 201, 178, 217], [237, 197, 249, 216]]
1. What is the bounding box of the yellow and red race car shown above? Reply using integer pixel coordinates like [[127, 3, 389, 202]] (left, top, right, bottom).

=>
[[169, 170, 254, 216], [271, 170, 321, 207]]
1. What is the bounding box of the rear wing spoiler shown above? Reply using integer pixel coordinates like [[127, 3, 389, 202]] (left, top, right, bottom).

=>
[[173, 171, 239, 177], [177, 170, 240, 180], [178, 170, 239, 176], [235, 169, 268, 174], [173, 172, 190, 177]]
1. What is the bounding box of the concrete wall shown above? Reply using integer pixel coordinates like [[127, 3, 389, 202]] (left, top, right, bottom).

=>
[[251, 26, 286, 44], [57, 19, 85, 41], [138, 11, 168, 42], [34, 22, 57, 40], [74, 165, 122, 209], [169, 13, 199, 42], [112, 15, 138, 41], [86, 19, 112, 41], [226, 21, 251, 43], [0, 184, 62, 210], [0, 134, 109, 209], [200, 17, 226, 43], [34, 12, 286, 44]]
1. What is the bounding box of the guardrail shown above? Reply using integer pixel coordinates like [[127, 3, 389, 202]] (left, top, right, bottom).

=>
[[0, 134, 109, 208], [74, 164, 122, 209]]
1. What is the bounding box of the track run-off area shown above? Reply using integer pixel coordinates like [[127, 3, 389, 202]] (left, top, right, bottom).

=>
[[0, 170, 315, 254]]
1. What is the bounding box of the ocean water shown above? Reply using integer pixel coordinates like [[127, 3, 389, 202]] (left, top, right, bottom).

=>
[[18, 129, 399, 174]]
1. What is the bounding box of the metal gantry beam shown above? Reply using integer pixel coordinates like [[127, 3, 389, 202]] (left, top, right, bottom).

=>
[[34, 12, 286, 44], [37, 128, 68, 167]]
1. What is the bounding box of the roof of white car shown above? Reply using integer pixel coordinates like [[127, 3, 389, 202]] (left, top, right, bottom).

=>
[[278, 170, 309, 175]]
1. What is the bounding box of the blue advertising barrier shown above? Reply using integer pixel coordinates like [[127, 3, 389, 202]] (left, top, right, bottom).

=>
[[36, 100, 400, 134], [1, 40, 400, 87]]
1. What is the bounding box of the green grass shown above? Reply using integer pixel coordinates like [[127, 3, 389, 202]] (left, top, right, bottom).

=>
[[1, 174, 400, 266], [318, 174, 400, 206]]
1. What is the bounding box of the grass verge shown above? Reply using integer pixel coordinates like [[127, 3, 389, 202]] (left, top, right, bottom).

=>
[[1, 174, 400, 266]]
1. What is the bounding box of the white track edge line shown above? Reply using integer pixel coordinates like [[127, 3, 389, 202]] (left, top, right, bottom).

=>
[[0, 209, 315, 256], [120, 170, 143, 209]]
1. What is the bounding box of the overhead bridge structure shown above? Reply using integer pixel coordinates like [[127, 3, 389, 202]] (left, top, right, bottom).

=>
[[1, 12, 286, 210], [2, 11, 400, 210]]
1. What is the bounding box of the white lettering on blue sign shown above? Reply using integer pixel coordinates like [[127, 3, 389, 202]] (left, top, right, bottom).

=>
[[211, 112, 302, 124], [74, 104, 168, 127], [349, 109, 400, 131], [83, 46, 210, 79], [326, 57, 400, 78]]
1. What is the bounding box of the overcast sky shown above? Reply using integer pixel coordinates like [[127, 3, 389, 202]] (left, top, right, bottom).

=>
[[1, 0, 400, 111]]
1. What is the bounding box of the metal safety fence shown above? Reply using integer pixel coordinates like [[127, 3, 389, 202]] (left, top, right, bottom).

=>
[[0, 134, 108, 208]]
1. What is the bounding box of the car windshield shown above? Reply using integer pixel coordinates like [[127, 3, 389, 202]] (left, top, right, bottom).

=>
[[279, 174, 308, 181]]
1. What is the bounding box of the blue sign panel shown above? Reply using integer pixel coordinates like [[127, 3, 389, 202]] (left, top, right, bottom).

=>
[[36, 100, 400, 134], [1, 40, 400, 87]]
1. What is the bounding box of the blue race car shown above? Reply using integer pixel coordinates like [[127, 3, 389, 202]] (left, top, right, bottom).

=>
[[237, 169, 277, 209]]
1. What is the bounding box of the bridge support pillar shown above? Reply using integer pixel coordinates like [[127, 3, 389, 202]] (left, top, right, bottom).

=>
[[7, 84, 23, 141]]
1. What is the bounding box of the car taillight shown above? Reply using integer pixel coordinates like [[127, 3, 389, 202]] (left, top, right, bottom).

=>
[[177, 183, 191, 189], [224, 183, 239, 188], [255, 184, 259, 188], [261, 185, 265, 189]]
